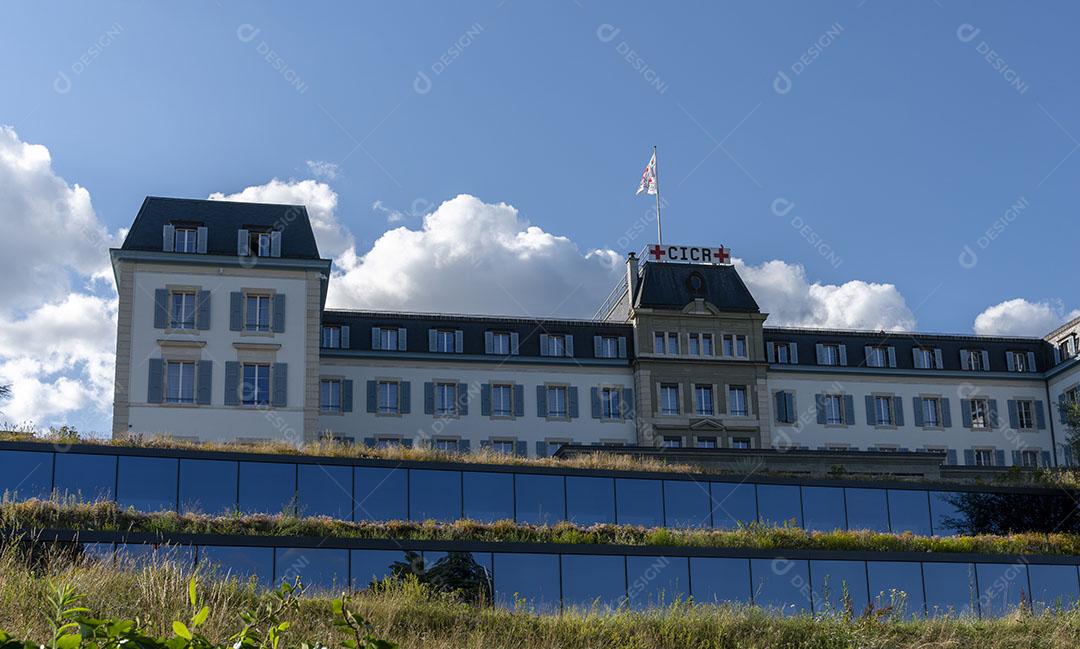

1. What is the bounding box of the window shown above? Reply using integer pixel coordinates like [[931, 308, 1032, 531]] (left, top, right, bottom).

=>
[[661, 436, 682, 448], [659, 384, 680, 416], [913, 347, 941, 369], [819, 344, 841, 366], [170, 291, 196, 329], [546, 385, 568, 418], [728, 385, 748, 416], [653, 332, 664, 353], [1020, 449, 1039, 467], [434, 439, 458, 452], [435, 382, 458, 416], [731, 438, 751, 450], [492, 384, 513, 417], [1016, 400, 1035, 430], [241, 364, 270, 406], [866, 346, 888, 368], [165, 361, 195, 404], [773, 342, 793, 364], [654, 332, 678, 355], [873, 396, 894, 426], [966, 349, 986, 371], [251, 231, 272, 257], [320, 379, 342, 412], [688, 333, 699, 356], [696, 436, 717, 449], [723, 334, 747, 358], [687, 333, 713, 356], [434, 330, 456, 353], [544, 334, 567, 357], [375, 437, 403, 449], [491, 332, 511, 355], [174, 228, 198, 253], [377, 381, 399, 415], [600, 387, 621, 419], [597, 336, 619, 358], [321, 326, 341, 349], [378, 327, 399, 350], [490, 440, 515, 455], [1008, 351, 1029, 372], [824, 394, 845, 424], [694, 385, 714, 416], [970, 398, 989, 429], [973, 449, 994, 466], [244, 294, 271, 332], [922, 397, 941, 427]]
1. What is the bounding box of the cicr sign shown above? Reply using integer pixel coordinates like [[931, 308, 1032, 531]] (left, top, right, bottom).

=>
[[647, 244, 730, 264]]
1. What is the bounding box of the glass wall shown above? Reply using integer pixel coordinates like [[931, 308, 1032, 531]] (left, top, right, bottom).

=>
[[802, 486, 845, 532], [566, 476, 615, 526], [117, 457, 177, 512], [179, 459, 237, 515], [514, 474, 565, 525], [355, 467, 407, 521], [238, 462, 296, 515], [297, 464, 353, 519], [615, 479, 664, 527], [463, 471, 514, 522], [54, 453, 116, 503], [409, 469, 461, 522]]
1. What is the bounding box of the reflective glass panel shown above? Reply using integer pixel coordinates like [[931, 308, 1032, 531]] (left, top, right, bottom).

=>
[[561, 554, 626, 612], [274, 548, 349, 594], [1027, 564, 1080, 613], [54, 453, 115, 503], [689, 557, 751, 605], [844, 488, 889, 532], [409, 469, 462, 522], [663, 480, 711, 528], [710, 483, 757, 529], [116, 457, 177, 512], [923, 562, 977, 617], [179, 459, 237, 515], [200, 545, 273, 589], [929, 491, 964, 536], [566, 476, 615, 526], [757, 485, 801, 527], [0, 450, 53, 500], [801, 486, 845, 532], [355, 467, 407, 521], [351, 550, 414, 590], [867, 561, 925, 618], [750, 558, 811, 615], [615, 478, 663, 527], [116, 543, 195, 569], [297, 463, 353, 519], [421, 551, 494, 602], [493, 553, 561, 614], [810, 560, 869, 616], [514, 474, 565, 525], [238, 462, 296, 515], [976, 562, 1029, 618], [80, 542, 115, 563], [462, 472, 513, 522], [626, 556, 689, 609], [887, 490, 932, 535]]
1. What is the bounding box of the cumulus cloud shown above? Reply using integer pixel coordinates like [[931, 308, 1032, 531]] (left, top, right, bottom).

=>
[[305, 160, 339, 181], [973, 298, 1080, 337]]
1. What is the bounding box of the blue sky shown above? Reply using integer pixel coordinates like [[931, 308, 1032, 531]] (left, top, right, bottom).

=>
[[1, 1, 1078, 432]]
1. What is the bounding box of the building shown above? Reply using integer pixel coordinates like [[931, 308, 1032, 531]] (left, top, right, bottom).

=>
[[111, 197, 1079, 466]]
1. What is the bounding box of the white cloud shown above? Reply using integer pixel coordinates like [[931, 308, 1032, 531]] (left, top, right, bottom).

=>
[[305, 160, 339, 181], [973, 298, 1080, 337]]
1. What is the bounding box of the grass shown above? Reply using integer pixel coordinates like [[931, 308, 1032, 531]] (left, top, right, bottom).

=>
[[5, 499, 1080, 557], [0, 539, 1079, 649]]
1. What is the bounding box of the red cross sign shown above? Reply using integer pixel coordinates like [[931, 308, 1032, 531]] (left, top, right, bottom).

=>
[[645, 244, 731, 265]]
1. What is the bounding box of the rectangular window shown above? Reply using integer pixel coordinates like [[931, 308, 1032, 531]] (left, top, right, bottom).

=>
[[701, 333, 714, 356], [491, 332, 511, 354], [241, 364, 270, 406], [824, 394, 845, 424], [723, 334, 748, 358], [434, 439, 458, 451], [174, 228, 198, 253], [435, 329, 456, 353], [922, 397, 941, 427], [600, 387, 621, 419], [967, 350, 986, 371], [728, 385, 748, 416], [873, 395, 894, 425], [320, 379, 342, 412], [696, 436, 717, 449], [1020, 449, 1039, 467], [731, 437, 751, 450], [653, 332, 665, 354], [970, 399, 988, 429], [165, 361, 195, 404], [974, 449, 994, 466], [492, 384, 513, 417], [491, 440, 515, 455], [1016, 400, 1035, 430], [661, 436, 682, 448], [379, 327, 399, 350], [688, 333, 699, 356], [659, 384, 680, 416], [694, 385, 714, 416], [914, 348, 934, 369], [774, 342, 792, 364], [321, 326, 341, 349], [435, 382, 458, 416], [1008, 351, 1028, 372], [820, 344, 841, 366], [251, 231, 272, 257], [866, 346, 888, 368], [545, 385, 568, 418], [597, 336, 619, 358], [170, 291, 196, 330], [244, 294, 271, 332], [377, 381, 399, 414], [545, 335, 567, 357]]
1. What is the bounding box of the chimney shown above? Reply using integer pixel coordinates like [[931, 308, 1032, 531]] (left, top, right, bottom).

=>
[[626, 252, 639, 300]]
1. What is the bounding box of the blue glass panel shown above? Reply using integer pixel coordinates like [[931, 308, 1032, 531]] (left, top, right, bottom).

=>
[[200, 545, 273, 589], [355, 467, 407, 521], [1027, 564, 1080, 613], [756, 485, 801, 527], [887, 490, 932, 535], [275, 548, 349, 593], [351, 550, 414, 589], [663, 480, 710, 528], [867, 561, 925, 618], [561, 554, 626, 611], [462, 472, 513, 522], [810, 560, 869, 616], [116, 543, 195, 568], [493, 553, 561, 614], [514, 474, 564, 525], [54, 453, 115, 502], [238, 462, 295, 515], [566, 476, 615, 526], [929, 491, 964, 536], [689, 557, 751, 605], [179, 459, 237, 515], [409, 469, 461, 522], [844, 488, 889, 532], [81, 542, 114, 563], [751, 557, 811, 615], [626, 555, 689, 609], [116, 457, 177, 512], [423, 550, 493, 574], [421, 551, 494, 601], [0, 450, 53, 500], [709, 483, 756, 530], [923, 562, 977, 617], [802, 486, 845, 532], [297, 463, 353, 519], [615, 479, 663, 527], [976, 562, 1029, 618]]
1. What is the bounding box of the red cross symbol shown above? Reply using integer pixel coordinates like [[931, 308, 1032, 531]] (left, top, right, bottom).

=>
[[715, 246, 730, 263], [649, 244, 665, 260]]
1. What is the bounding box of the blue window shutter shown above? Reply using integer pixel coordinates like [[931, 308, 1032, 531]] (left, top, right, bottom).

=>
[[236, 229, 249, 256], [454, 330, 463, 353], [569, 387, 579, 418], [1059, 394, 1069, 424], [272, 294, 286, 333], [766, 342, 775, 363], [888, 347, 897, 368], [515, 441, 527, 457], [147, 359, 163, 403], [1035, 400, 1046, 429], [961, 399, 972, 427], [371, 327, 381, 350], [363, 437, 376, 448], [865, 395, 875, 425], [618, 336, 627, 358], [941, 398, 952, 427], [539, 334, 550, 356], [510, 332, 520, 355], [340, 325, 350, 349], [366, 381, 377, 413], [912, 347, 923, 369], [784, 392, 795, 423], [960, 350, 971, 371], [428, 329, 437, 352], [623, 387, 634, 418], [424, 382, 434, 415], [1041, 451, 1052, 467], [269, 230, 282, 258], [196, 360, 212, 405], [790, 344, 799, 364], [1012, 450, 1021, 466], [154, 289, 169, 329], [815, 394, 826, 424], [988, 399, 1000, 428], [513, 384, 525, 417], [458, 383, 469, 415], [1007, 400, 1019, 429], [1026, 351, 1037, 372], [224, 362, 239, 406], [196, 226, 207, 254], [1006, 352, 1016, 372], [458, 439, 470, 453], [843, 395, 855, 425], [271, 363, 287, 407], [163, 224, 175, 252], [590, 387, 601, 418], [963, 449, 975, 466], [593, 336, 603, 357], [565, 335, 574, 357], [893, 397, 904, 426], [400, 381, 411, 414], [536, 441, 548, 457], [480, 384, 491, 416], [536, 385, 547, 417], [196, 290, 211, 330], [815, 343, 825, 364], [933, 348, 943, 369], [335, 379, 351, 413], [838, 344, 848, 366], [229, 292, 242, 331], [946, 449, 957, 465], [980, 351, 990, 370], [484, 331, 494, 354], [912, 397, 924, 427], [397, 328, 407, 351], [774, 391, 786, 422], [994, 449, 1006, 467]]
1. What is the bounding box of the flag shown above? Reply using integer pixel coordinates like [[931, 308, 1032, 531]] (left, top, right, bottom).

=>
[[636, 151, 657, 195]]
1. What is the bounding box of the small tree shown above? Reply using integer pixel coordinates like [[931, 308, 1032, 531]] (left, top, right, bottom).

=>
[[1061, 400, 1080, 464]]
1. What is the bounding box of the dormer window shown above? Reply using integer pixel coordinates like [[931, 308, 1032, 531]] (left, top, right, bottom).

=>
[[175, 228, 198, 253], [163, 223, 205, 254], [253, 231, 272, 257], [237, 227, 281, 257]]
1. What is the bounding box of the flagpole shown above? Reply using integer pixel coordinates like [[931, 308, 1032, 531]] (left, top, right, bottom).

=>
[[653, 145, 663, 245]]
